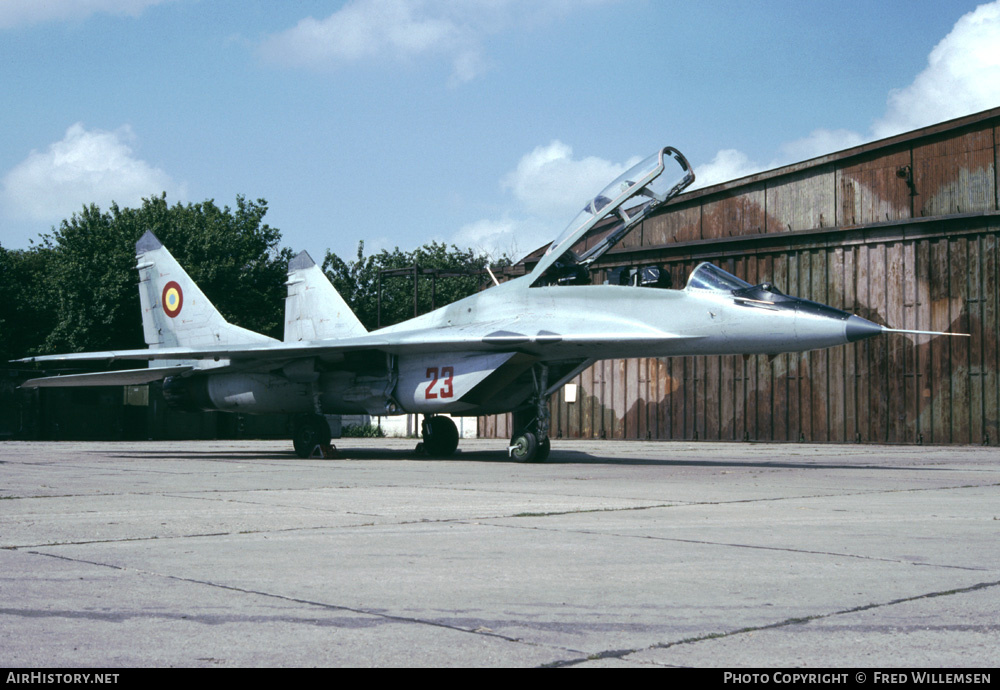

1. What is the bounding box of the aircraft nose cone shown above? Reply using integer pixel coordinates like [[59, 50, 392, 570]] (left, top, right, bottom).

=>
[[845, 315, 883, 343]]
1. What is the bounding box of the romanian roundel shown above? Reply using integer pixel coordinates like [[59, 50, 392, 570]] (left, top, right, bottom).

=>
[[162, 281, 183, 318]]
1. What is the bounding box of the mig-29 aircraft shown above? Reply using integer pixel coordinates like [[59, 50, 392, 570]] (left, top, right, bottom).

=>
[[17, 146, 961, 461]]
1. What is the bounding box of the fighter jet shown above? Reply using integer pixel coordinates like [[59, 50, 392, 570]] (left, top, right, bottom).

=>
[[16, 146, 962, 461]]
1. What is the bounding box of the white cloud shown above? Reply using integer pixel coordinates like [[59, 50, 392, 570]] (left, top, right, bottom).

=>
[[1, 123, 185, 224], [689, 149, 763, 190], [261, 0, 483, 84], [454, 217, 528, 261], [260, 0, 610, 85], [456, 141, 639, 260], [502, 141, 639, 220], [873, 1, 1000, 138], [777, 129, 868, 165], [0, 0, 172, 28], [693, 1, 1000, 189]]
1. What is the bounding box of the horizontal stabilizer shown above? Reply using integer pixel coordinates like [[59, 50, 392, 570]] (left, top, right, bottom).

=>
[[21, 366, 192, 388]]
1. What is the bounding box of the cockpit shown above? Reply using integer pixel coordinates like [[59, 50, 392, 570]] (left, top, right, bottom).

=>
[[684, 263, 753, 292]]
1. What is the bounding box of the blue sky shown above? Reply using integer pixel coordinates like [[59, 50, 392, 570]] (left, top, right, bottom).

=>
[[1, 0, 998, 263]]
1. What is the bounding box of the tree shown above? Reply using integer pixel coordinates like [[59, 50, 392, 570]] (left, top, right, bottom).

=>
[[0, 243, 58, 363], [323, 241, 511, 330], [13, 195, 291, 357]]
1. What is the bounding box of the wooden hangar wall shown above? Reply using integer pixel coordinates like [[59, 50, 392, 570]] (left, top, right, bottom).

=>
[[481, 107, 1000, 445]]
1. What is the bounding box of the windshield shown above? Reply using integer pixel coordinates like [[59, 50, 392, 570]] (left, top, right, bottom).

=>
[[685, 263, 753, 292]]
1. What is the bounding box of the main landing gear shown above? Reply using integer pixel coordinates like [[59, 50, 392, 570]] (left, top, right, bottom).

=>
[[509, 364, 552, 463], [420, 415, 460, 457], [292, 413, 331, 458]]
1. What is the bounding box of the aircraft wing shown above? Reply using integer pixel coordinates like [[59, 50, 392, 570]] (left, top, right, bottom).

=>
[[21, 366, 193, 388], [15, 327, 704, 366]]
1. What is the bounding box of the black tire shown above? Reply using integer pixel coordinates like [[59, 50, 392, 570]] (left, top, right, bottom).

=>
[[509, 431, 538, 463], [535, 437, 551, 463], [293, 415, 331, 458], [423, 416, 459, 457]]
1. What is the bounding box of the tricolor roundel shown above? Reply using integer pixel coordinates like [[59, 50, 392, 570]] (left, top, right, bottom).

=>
[[162, 281, 183, 318]]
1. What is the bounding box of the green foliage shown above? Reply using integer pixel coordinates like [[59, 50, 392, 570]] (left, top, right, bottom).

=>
[[0, 244, 58, 362], [9, 195, 292, 356], [323, 241, 511, 330], [341, 423, 386, 438]]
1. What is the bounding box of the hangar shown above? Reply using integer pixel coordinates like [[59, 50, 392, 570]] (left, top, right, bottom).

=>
[[481, 106, 1000, 446]]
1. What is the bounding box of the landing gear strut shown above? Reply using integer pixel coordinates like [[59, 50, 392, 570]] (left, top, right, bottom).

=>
[[292, 413, 331, 458], [421, 415, 459, 457], [509, 364, 551, 463]]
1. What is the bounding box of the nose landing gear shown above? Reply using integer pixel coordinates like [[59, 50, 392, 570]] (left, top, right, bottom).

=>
[[509, 364, 552, 463]]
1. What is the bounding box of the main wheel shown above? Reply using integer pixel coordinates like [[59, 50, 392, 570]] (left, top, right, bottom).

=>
[[509, 431, 539, 463], [422, 416, 459, 457], [293, 414, 331, 458], [536, 437, 551, 463]]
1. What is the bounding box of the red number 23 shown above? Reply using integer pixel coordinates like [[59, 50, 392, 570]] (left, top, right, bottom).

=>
[[425, 366, 454, 399]]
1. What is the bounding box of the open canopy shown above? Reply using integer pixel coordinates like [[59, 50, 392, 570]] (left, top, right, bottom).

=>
[[530, 146, 694, 285]]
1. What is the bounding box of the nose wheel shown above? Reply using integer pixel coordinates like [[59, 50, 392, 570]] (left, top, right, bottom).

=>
[[509, 430, 550, 463]]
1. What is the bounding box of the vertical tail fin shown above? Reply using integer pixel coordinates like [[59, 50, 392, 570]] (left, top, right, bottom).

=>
[[284, 251, 367, 342], [135, 230, 276, 351]]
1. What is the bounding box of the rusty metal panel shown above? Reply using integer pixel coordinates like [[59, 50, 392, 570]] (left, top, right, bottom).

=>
[[587, 360, 603, 438], [950, 238, 971, 444], [770, 254, 791, 441], [968, 236, 984, 444], [929, 239, 952, 442], [836, 149, 913, 226], [811, 250, 831, 442], [854, 245, 872, 441], [914, 239, 933, 443], [886, 242, 906, 443], [692, 355, 705, 440], [644, 358, 657, 439], [914, 126, 996, 217], [766, 166, 836, 233], [842, 246, 858, 442], [700, 186, 766, 239], [902, 241, 919, 443], [612, 358, 626, 439], [655, 357, 672, 439], [581, 364, 595, 438], [984, 233, 999, 445], [826, 247, 846, 442], [624, 358, 638, 439], [703, 355, 721, 440], [867, 244, 889, 442], [641, 204, 701, 245]]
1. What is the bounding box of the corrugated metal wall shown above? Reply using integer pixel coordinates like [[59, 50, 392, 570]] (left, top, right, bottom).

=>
[[481, 109, 1000, 445]]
